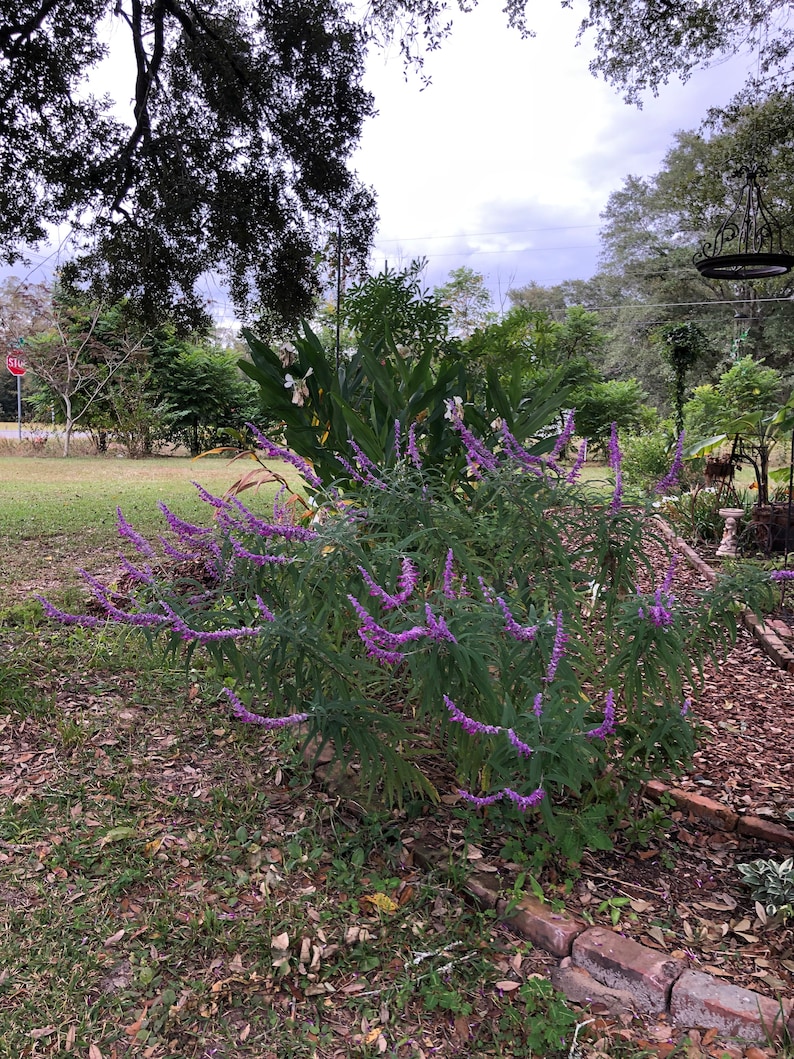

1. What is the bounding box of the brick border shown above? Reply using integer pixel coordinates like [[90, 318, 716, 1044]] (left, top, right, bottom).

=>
[[411, 840, 794, 1045], [644, 777, 794, 848]]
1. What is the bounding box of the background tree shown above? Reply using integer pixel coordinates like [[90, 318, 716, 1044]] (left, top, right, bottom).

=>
[[155, 343, 263, 457], [0, 0, 377, 331], [434, 266, 495, 339], [14, 286, 141, 456]]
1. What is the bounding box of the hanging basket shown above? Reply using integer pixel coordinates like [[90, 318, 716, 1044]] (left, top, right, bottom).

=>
[[694, 165, 794, 280]]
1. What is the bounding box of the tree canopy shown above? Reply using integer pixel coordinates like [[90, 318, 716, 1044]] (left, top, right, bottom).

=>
[[3, 0, 791, 330], [0, 0, 378, 330]]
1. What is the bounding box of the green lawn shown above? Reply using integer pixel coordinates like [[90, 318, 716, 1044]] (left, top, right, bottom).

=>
[[0, 454, 609, 1059]]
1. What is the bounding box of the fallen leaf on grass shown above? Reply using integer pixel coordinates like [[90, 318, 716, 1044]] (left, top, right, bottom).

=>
[[103, 928, 125, 947], [271, 932, 290, 951], [88, 1046, 103, 1059], [98, 826, 137, 847], [360, 893, 398, 914], [30, 1027, 56, 1040], [494, 980, 521, 992]]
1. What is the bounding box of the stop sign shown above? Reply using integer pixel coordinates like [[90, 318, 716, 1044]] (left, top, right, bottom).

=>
[[6, 353, 25, 376]]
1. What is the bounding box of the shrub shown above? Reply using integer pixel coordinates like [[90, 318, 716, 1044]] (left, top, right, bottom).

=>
[[40, 409, 777, 860], [621, 425, 677, 495]]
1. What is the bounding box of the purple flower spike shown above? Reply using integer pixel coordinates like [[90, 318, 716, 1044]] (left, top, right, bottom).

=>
[[117, 508, 155, 557], [444, 695, 501, 736], [607, 423, 623, 513], [550, 410, 576, 461], [358, 557, 419, 611], [36, 595, 103, 628], [681, 697, 692, 717], [662, 555, 678, 594], [543, 611, 568, 683], [223, 688, 308, 728], [586, 688, 617, 740], [393, 420, 402, 461], [499, 422, 545, 476], [496, 596, 538, 642], [246, 423, 323, 489], [255, 596, 276, 622], [506, 729, 533, 757], [503, 787, 545, 812], [566, 439, 588, 483], [157, 502, 212, 539], [655, 431, 685, 495], [457, 789, 504, 807], [407, 422, 422, 469], [532, 692, 544, 718], [443, 549, 456, 599], [771, 569, 794, 581], [424, 604, 457, 644]]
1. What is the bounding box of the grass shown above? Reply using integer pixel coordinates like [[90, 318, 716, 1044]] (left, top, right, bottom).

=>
[[2, 454, 641, 1058]]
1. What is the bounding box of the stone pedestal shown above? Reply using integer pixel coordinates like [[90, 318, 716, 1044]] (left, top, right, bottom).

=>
[[716, 507, 744, 558]]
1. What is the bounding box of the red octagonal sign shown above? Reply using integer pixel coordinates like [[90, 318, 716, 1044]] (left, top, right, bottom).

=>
[[6, 353, 25, 377]]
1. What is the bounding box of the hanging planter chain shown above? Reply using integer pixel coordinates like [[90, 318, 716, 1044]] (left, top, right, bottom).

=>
[[694, 165, 794, 279]]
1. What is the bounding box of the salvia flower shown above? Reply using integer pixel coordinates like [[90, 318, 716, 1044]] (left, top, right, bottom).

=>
[[655, 431, 685, 495], [771, 569, 794, 581], [246, 423, 322, 489], [607, 422, 623, 513], [393, 420, 402, 461], [499, 422, 545, 476], [358, 557, 419, 610], [442, 549, 457, 599], [191, 481, 231, 511], [228, 538, 293, 566], [503, 787, 546, 811], [506, 729, 533, 757], [681, 697, 692, 717], [443, 695, 501, 736], [407, 422, 422, 469], [457, 787, 545, 812], [254, 596, 276, 622], [223, 688, 308, 728], [157, 502, 212, 539], [496, 595, 539, 642], [532, 692, 544, 718], [566, 439, 588, 483], [586, 689, 617, 740], [424, 604, 457, 644], [543, 611, 568, 682], [550, 410, 576, 461], [118, 555, 154, 585], [117, 508, 155, 556], [36, 596, 103, 628], [457, 790, 505, 807]]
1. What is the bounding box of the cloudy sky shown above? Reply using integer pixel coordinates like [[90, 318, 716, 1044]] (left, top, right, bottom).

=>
[[354, 2, 753, 299]]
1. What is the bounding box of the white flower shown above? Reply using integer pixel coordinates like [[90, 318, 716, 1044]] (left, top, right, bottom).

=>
[[278, 342, 298, 368], [284, 367, 313, 407], [444, 396, 464, 422]]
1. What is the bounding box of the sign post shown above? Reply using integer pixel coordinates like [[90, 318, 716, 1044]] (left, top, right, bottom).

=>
[[6, 353, 26, 441]]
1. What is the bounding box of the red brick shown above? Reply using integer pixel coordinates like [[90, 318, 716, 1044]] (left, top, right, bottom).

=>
[[663, 788, 739, 832], [464, 872, 501, 910], [571, 927, 684, 1014], [550, 958, 638, 1015], [670, 969, 791, 1042], [737, 815, 794, 847], [502, 894, 586, 957], [644, 779, 669, 802]]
